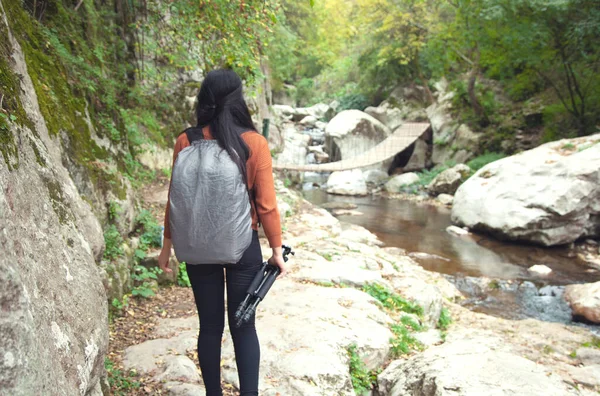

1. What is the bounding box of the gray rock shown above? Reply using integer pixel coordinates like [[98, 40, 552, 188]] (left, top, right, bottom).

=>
[[575, 347, 600, 366], [413, 329, 443, 347], [454, 124, 481, 149], [427, 164, 471, 196], [156, 356, 202, 384], [220, 282, 393, 395], [564, 281, 600, 323], [564, 364, 600, 388], [291, 258, 384, 287], [402, 138, 431, 172], [363, 169, 389, 184], [325, 110, 392, 162], [0, 15, 108, 395], [437, 193, 454, 205], [163, 382, 206, 396], [326, 170, 368, 196], [299, 115, 318, 127], [365, 103, 405, 132], [384, 173, 420, 192], [378, 334, 579, 396], [452, 134, 600, 246], [138, 144, 172, 172]]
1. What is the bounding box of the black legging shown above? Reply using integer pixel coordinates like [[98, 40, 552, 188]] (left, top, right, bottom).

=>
[[186, 231, 263, 396]]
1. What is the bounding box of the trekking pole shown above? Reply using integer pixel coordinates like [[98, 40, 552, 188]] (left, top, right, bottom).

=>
[[234, 245, 294, 328]]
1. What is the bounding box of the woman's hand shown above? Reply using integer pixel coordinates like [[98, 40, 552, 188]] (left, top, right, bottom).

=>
[[158, 239, 173, 273], [268, 247, 288, 278]]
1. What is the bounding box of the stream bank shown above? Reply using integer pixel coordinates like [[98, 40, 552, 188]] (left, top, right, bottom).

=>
[[108, 177, 600, 395], [303, 188, 600, 326]]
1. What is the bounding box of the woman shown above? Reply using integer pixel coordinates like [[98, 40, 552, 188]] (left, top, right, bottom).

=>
[[158, 69, 287, 396]]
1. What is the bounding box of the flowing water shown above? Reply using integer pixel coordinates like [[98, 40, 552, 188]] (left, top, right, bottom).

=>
[[303, 188, 600, 325]]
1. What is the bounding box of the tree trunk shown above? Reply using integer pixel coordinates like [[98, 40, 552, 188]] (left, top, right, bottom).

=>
[[467, 50, 489, 126]]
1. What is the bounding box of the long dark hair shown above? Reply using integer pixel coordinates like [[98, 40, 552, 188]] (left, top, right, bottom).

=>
[[195, 69, 257, 185]]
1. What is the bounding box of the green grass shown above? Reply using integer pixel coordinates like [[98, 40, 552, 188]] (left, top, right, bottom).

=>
[[347, 344, 379, 395], [318, 251, 337, 262], [466, 152, 505, 172], [363, 283, 423, 316], [437, 307, 452, 331], [105, 357, 141, 395], [561, 143, 576, 150], [582, 337, 600, 349]]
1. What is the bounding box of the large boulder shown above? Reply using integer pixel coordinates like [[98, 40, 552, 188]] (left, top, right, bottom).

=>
[[326, 170, 368, 196], [426, 97, 479, 166], [384, 173, 420, 193], [365, 103, 405, 132], [325, 110, 392, 162], [124, 281, 394, 395], [427, 164, 471, 196], [378, 333, 579, 396], [291, 103, 332, 122], [564, 282, 600, 324], [1, 17, 108, 395], [452, 135, 600, 246]]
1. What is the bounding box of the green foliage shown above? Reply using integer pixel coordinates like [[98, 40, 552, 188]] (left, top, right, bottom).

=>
[[111, 295, 130, 318], [337, 93, 370, 112], [108, 201, 122, 223], [363, 283, 423, 316], [347, 344, 379, 395], [134, 209, 162, 252], [318, 251, 338, 262], [400, 315, 423, 332], [390, 323, 423, 357], [466, 153, 505, 172], [582, 337, 600, 349], [437, 307, 452, 331], [105, 357, 141, 395], [283, 178, 293, 188], [178, 262, 191, 288], [103, 225, 124, 261], [131, 265, 161, 298]]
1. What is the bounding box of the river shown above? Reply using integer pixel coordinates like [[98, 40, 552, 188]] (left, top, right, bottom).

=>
[[303, 189, 600, 325]]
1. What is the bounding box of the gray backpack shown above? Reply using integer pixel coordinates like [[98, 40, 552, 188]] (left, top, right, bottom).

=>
[[169, 129, 253, 264]]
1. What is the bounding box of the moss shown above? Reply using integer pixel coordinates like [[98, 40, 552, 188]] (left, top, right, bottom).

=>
[[0, 8, 36, 170], [42, 176, 72, 224]]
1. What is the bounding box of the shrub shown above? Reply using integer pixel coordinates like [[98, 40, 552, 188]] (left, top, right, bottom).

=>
[[466, 152, 505, 172], [103, 224, 124, 261], [437, 307, 452, 331], [347, 344, 378, 395], [105, 357, 140, 395], [178, 262, 191, 287]]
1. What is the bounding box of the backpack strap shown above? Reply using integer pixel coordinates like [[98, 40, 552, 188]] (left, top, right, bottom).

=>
[[184, 126, 205, 143]]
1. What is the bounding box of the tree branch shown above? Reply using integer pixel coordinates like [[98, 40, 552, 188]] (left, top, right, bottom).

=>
[[74, 0, 84, 12]]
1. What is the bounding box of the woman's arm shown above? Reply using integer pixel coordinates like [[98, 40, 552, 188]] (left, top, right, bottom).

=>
[[253, 137, 287, 276], [158, 135, 187, 273]]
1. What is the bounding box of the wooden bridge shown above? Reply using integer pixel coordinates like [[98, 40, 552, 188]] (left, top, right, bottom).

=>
[[273, 122, 431, 172]]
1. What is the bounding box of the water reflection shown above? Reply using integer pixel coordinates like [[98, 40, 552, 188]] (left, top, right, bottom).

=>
[[303, 189, 599, 285]]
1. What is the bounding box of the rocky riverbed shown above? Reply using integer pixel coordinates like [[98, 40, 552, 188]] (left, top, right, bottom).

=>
[[112, 179, 600, 396]]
